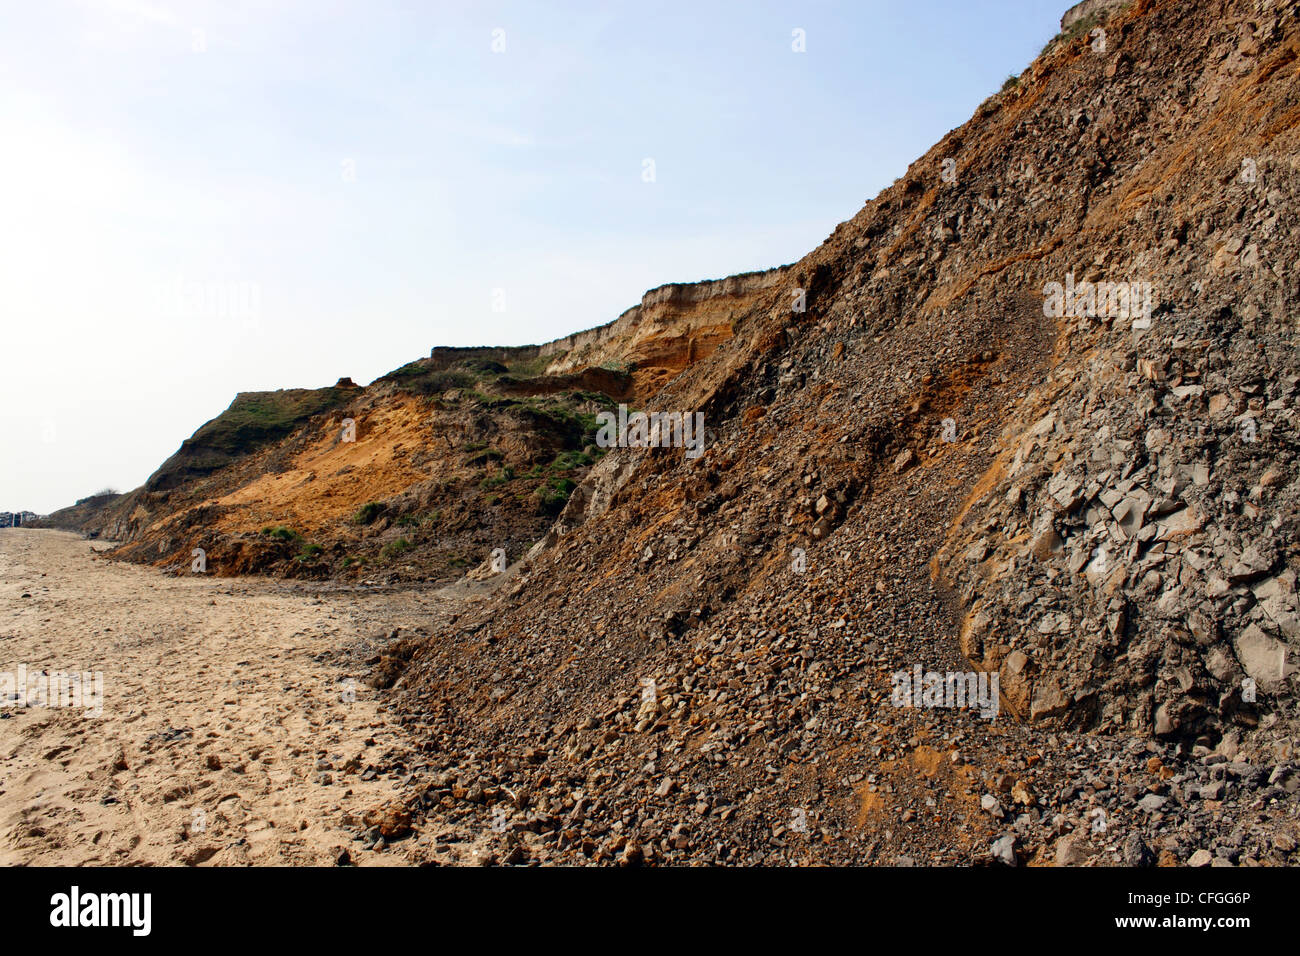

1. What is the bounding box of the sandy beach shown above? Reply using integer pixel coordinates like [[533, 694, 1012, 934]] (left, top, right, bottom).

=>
[[0, 528, 450, 866]]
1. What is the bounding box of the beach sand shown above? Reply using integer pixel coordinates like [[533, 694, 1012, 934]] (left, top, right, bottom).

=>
[[0, 528, 445, 866]]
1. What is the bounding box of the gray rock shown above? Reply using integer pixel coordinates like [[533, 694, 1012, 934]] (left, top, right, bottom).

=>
[[1055, 836, 1088, 866], [1138, 793, 1168, 812], [1122, 834, 1154, 867], [1234, 625, 1288, 687], [991, 834, 1017, 866]]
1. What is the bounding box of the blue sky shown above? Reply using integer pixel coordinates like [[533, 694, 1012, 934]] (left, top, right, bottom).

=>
[[1, 0, 1067, 513]]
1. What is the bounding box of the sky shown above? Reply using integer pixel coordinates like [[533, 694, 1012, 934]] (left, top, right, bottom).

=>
[[0, 0, 1067, 514]]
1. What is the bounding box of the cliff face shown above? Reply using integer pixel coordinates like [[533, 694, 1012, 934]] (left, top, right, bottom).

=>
[[58, 266, 785, 581], [144, 386, 354, 493], [79, 363, 616, 581], [28, 493, 120, 532], [540, 266, 792, 395], [387, 0, 1300, 866], [416, 267, 790, 402]]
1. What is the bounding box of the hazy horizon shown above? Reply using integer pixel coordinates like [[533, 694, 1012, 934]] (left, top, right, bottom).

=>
[[2, 0, 1066, 514]]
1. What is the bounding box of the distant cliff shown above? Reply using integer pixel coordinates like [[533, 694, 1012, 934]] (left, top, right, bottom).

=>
[[540, 265, 792, 395], [421, 266, 792, 398], [1061, 0, 1129, 31]]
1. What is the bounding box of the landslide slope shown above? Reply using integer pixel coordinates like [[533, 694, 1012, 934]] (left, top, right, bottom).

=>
[[388, 0, 1300, 866]]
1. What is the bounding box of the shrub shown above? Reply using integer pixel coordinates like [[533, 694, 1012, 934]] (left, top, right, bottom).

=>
[[480, 466, 514, 490], [458, 359, 507, 376], [503, 353, 551, 377], [410, 370, 475, 396], [535, 476, 577, 515], [550, 450, 592, 472], [380, 538, 412, 560], [296, 543, 324, 563], [353, 502, 385, 525]]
